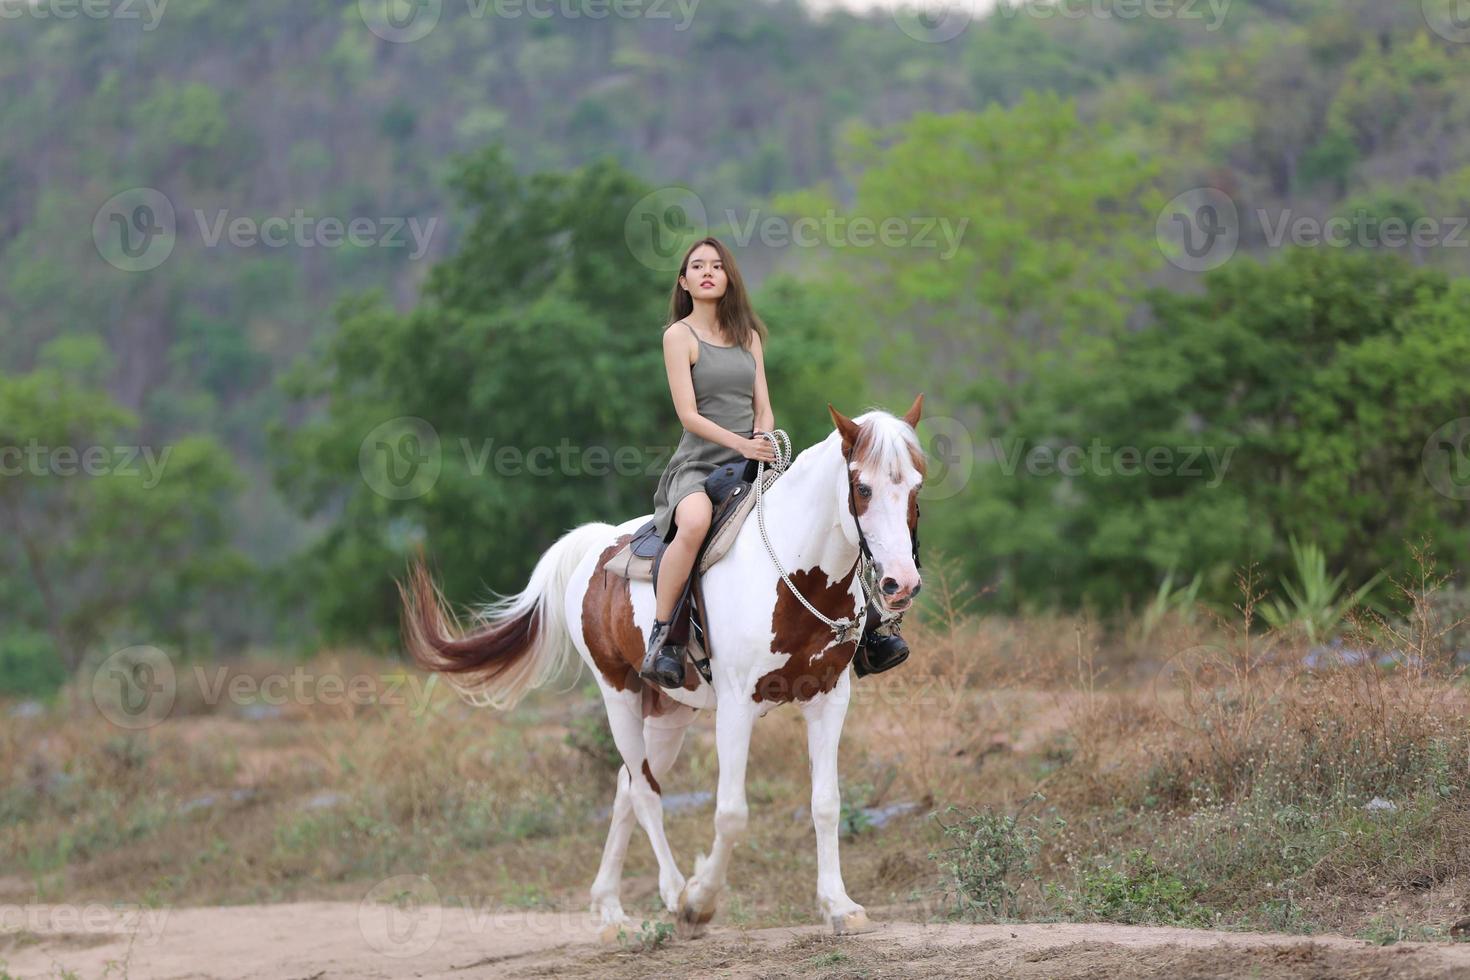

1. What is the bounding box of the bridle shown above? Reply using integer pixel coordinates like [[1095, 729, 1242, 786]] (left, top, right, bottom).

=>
[[753, 429, 921, 648]]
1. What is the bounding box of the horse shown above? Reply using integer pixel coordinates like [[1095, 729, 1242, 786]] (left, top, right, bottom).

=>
[[399, 395, 926, 939]]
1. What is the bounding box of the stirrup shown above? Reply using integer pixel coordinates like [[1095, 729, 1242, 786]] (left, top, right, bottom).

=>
[[640, 619, 687, 689]]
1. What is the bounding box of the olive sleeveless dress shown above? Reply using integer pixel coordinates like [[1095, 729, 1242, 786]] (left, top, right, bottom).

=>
[[651, 321, 756, 542]]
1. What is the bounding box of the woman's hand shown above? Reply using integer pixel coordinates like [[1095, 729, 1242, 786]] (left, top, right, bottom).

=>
[[740, 432, 778, 463]]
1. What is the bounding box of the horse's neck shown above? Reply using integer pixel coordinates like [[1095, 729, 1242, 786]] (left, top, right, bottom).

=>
[[756, 437, 859, 580]]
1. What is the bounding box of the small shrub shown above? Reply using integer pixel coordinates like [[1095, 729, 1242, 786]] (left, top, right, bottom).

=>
[[1068, 849, 1211, 927], [616, 918, 673, 953], [930, 795, 1045, 919]]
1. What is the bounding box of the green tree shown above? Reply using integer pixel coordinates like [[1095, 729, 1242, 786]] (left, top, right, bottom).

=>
[[0, 337, 248, 671], [774, 92, 1162, 423], [273, 145, 866, 646], [963, 248, 1470, 610]]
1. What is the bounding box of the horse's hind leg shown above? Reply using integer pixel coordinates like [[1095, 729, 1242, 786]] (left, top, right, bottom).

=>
[[588, 690, 693, 939]]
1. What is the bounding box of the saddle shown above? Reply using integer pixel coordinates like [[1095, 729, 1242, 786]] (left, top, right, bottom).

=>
[[605, 458, 763, 682]]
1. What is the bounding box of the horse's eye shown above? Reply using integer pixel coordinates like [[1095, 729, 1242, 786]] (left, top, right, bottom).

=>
[[857, 483, 872, 499]]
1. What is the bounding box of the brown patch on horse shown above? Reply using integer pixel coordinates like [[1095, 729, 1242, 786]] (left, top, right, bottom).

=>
[[641, 759, 662, 795], [399, 558, 540, 682], [581, 536, 646, 692], [753, 564, 861, 704]]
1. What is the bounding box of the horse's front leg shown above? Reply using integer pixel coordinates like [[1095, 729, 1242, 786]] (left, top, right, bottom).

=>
[[676, 698, 757, 937], [802, 669, 872, 934]]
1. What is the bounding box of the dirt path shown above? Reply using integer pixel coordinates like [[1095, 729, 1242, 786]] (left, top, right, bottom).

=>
[[6, 904, 1470, 979]]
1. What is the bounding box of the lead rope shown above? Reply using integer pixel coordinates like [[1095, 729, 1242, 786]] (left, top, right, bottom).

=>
[[753, 430, 873, 647]]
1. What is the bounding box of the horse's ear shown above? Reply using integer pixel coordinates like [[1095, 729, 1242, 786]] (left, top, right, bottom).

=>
[[827, 402, 860, 453], [902, 393, 924, 430]]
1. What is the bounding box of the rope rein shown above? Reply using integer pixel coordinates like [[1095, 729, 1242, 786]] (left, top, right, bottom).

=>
[[753, 429, 876, 647]]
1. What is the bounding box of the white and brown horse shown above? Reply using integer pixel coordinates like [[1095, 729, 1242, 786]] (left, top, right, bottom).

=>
[[400, 396, 926, 938]]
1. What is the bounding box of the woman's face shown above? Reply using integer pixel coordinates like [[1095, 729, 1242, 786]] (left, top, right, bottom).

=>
[[680, 245, 727, 301]]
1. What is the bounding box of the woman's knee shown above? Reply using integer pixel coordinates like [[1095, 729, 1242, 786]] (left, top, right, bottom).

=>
[[674, 494, 712, 539]]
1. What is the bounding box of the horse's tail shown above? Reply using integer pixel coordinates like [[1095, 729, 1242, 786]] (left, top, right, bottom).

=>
[[398, 522, 614, 709]]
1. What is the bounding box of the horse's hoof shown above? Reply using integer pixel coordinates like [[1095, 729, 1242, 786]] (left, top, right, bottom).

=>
[[831, 909, 874, 935], [675, 883, 714, 939]]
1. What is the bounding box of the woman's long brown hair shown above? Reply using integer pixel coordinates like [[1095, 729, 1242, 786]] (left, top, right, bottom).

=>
[[666, 236, 769, 350]]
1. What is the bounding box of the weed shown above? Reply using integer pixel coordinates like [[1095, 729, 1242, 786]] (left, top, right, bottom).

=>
[[616, 919, 674, 953], [930, 794, 1045, 919]]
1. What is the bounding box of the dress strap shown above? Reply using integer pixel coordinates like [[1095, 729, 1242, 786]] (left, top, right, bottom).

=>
[[681, 320, 699, 343]]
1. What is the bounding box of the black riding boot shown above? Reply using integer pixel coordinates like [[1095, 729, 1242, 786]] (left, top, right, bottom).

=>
[[640, 617, 687, 689], [853, 601, 910, 678]]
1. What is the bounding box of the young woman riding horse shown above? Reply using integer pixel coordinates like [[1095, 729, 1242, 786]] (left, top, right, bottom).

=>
[[398, 236, 926, 939], [642, 236, 911, 686]]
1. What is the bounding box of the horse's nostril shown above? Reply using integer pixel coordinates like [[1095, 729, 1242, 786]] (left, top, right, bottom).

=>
[[911, 581, 922, 597], [881, 577, 900, 595]]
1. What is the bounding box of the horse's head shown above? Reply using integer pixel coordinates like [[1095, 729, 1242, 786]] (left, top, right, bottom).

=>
[[827, 394, 926, 616]]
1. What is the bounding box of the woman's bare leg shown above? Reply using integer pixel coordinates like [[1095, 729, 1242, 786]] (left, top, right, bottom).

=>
[[655, 491, 712, 620]]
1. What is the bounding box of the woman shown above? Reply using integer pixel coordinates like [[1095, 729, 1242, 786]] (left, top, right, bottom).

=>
[[639, 237, 910, 689]]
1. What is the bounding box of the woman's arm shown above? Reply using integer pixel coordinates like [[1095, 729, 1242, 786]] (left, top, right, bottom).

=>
[[663, 325, 748, 452], [749, 332, 775, 434]]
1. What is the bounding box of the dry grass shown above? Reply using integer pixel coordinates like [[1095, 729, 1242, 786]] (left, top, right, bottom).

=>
[[4, 553, 1470, 944]]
